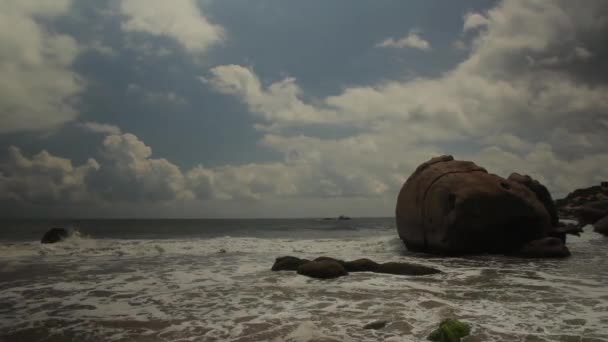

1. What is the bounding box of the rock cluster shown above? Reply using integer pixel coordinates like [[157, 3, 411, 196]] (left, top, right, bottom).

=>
[[271, 256, 441, 279], [396, 155, 571, 257], [555, 182, 608, 235]]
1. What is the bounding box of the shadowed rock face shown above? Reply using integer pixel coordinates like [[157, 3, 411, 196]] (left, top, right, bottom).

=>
[[40, 228, 69, 244], [396, 156, 561, 256]]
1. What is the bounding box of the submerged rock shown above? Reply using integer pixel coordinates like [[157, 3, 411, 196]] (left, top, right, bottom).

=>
[[271, 256, 310, 271], [375, 262, 441, 276], [427, 319, 471, 342], [344, 258, 379, 272], [273, 256, 441, 278], [363, 320, 389, 330], [297, 260, 348, 279], [40, 228, 69, 244], [514, 237, 570, 258], [396, 155, 566, 256]]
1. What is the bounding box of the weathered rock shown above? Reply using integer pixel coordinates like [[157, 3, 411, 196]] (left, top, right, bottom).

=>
[[297, 260, 348, 279], [396, 155, 554, 255], [375, 262, 441, 276], [271, 256, 310, 271], [40, 228, 69, 244], [314, 256, 346, 267], [594, 215, 608, 236], [427, 319, 471, 342], [508, 173, 559, 227], [514, 237, 570, 258], [363, 320, 389, 330], [556, 183, 608, 218], [575, 201, 608, 226], [550, 222, 583, 243], [344, 258, 379, 272]]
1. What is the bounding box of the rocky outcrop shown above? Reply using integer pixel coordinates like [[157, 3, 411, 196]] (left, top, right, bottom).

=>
[[556, 182, 608, 219], [40, 228, 69, 244], [594, 215, 608, 236], [396, 155, 568, 256], [271, 256, 310, 271], [272, 256, 441, 278], [296, 260, 348, 279]]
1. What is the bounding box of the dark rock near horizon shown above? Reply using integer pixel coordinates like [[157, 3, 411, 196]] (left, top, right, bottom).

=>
[[271, 256, 310, 271], [396, 155, 562, 256], [40, 228, 69, 244], [514, 237, 570, 258], [296, 260, 348, 279], [375, 262, 441, 276]]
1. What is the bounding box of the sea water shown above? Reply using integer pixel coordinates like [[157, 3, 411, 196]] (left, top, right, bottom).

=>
[[0, 218, 607, 341]]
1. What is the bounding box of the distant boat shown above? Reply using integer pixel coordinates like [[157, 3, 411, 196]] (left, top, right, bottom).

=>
[[321, 215, 351, 221]]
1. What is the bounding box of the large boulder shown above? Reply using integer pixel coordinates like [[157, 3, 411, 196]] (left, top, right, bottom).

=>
[[297, 260, 348, 279], [396, 156, 563, 255], [508, 173, 559, 227], [41, 228, 70, 244]]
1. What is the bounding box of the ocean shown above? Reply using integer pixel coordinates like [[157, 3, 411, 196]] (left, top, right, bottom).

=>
[[0, 218, 607, 342]]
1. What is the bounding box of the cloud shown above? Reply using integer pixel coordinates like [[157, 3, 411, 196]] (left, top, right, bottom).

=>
[[119, 0, 224, 54], [206, 65, 337, 129], [86, 133, 193, 202], [208, 0, 608, 198], [463, 12, 490, 31], [0, 0, 84, 133], [376, 31, 431, 50], [79, 122, 122, 135], [0, 146, 98, 204], [3, 0, 608, 215]]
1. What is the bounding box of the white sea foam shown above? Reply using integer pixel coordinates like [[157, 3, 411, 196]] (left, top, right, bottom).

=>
[[1, 229, 607, 341]]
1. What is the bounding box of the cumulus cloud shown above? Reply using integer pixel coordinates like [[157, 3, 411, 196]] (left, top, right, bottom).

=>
[[208, 0, 608, 198], [120, 0, 224, 54], [376, 31, 431, 50], [86, 133, 193, 202], [3, 0, 608, 215], [0, 146, 98, 204], [463, 12, 490, 31], [0, 0, 83, 133]]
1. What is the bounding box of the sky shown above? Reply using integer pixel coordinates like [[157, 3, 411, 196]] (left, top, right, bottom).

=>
[[0, 0, 607, 218]]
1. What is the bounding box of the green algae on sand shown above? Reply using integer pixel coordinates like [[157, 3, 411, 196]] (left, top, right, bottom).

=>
[[428, 319, 471, 342]]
